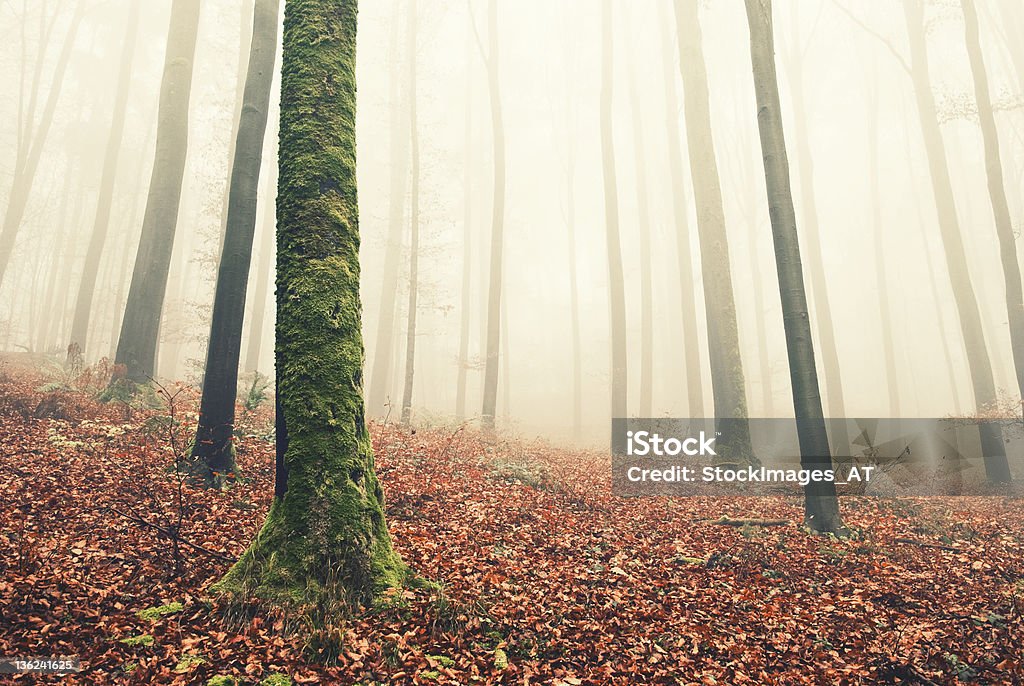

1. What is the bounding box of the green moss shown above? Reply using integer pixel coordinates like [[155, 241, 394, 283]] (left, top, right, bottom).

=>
[[119, 634, 154, 647], [420, 670, 440, 680], [174, 654, 206, 672], [494, 648, 509, 670], [260, 674, 293, 686], [427, 654, 455, 668], [137, 602, 183, 621], [212, 0, 406, 613], [206, 677, 237, 686]]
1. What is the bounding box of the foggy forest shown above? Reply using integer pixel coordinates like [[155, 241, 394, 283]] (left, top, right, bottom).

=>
[[2, 0, 1024, 683]]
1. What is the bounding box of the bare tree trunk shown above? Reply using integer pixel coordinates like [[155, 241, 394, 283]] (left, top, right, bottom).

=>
[[744, 0, 845, 534], [673, 0, 754, 461], [400, 0, 420, 427], [658, 7, 705, 416], [68, 1, 142, 359], [192, 0, 280, 482], [368, 0, 408, 416], [0, 2, 85, 288], [35, 157, 73, 353], [480, 0, 506, 431], [112, 0, 201, 384], [455, 25, 473, 422], [601, 0, 627, 429], [962, 0, 1024, 408], [865, 78, 901, 417], [780, 7, 850, 457], [902, 0, 1010, 481], [243, 159, 276, 374]]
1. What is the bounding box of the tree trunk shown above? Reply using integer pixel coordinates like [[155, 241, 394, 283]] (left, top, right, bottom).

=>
[[214, 0, 406, 609], [601, 0, 627, 430], [901, 0, 1010, 481], [743, 0, 845, 534], [455, 23, 473, 422], [243, 159, 276, 374], [0, 2, 85, 288], [67, 1, 142, 359], [781, 9, 850, 457], [865, 77, 901, 417], [35, 156, 74, 354], [111, 0, 201, 384], [367, 0, 408, 416], [400, 0, 420, 427], [658, 7, 705, 417], [480, 0, 506, 432], [192, 0, 280, 482], [673, 0, 754, 461], [962, 0, 1024, 408]]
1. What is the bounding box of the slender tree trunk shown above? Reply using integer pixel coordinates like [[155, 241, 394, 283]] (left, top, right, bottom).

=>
[[673, 0, 754, 461], [111, 0, 201, 384], [659, 7, 705, 416], [0, 2, 85, 288], [400, 0, 420, 427], [600, 0, 627, 429], [780, 10, 850, 457], [626, 32, 654, 419], [744, 0, 845, 534], [455, 25, 473, 422], [501, 282, 511, 423], [192, 0, 280, 482], [962, 0, 1024, 408], [902, 0, 1010, 481], [244, 161, 276, 374], [865, 79, 901, 417], [68, 1, 142, 358], [368, 0, 408, 416], [35, 157, 74, 353], [480, 0, 506, 431], [213, 0, 406, 608]]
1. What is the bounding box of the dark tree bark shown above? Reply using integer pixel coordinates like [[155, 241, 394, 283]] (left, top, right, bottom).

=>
[[367, 0, 408, 417], [601, 0, 627, 428], [191, 0, 281, 482], [214, 0, 406, 608], [673, 0, 754, 461], [0, 2, 85, 288], [658, 6, 705, 416], [111, 0, 201, 384], [743, 0, 845, 534], [400, 0, 420, 426], [243, 156, 276, 374], [901, 0, 1010, 481], [962, 0, 1024, 408], [67, 1, 142, 359], [479, 0, 506, 431]]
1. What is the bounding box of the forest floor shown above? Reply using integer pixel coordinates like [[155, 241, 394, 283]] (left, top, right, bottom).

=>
[[2, 363, 1024, 685]]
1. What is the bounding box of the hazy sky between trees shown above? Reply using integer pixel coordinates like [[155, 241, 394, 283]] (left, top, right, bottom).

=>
[[1, 0, 1022, 444]]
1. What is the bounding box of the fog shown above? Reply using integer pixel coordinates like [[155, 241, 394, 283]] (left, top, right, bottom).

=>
[[2, 0, 1023, 446]]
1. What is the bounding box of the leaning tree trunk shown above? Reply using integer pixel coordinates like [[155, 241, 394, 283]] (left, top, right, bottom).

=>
[[0, 2, 84, 289], [479, 0, 506, 432], [111, 0, 201, 384], [400, 0, 420, 427], [191, 0, 280, 483], [902, 0, 1010, 481], [243, 154, 276, 374], [658, 6, 705, 416], [367, 0, 408, 416], [962, 0, 1024, 408], [744, 0, 846, 534], [68, 1, 142, 359], [213, 0, 406, 609], [673, 0, 754, 462], [601, 0, 627, 429]]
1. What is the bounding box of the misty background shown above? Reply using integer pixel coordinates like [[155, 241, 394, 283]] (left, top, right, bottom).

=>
[[1, 0, 1022, 445]]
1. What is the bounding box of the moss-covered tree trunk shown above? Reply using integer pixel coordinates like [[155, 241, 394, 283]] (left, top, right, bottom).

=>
[[215, 0, 405, 608]]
